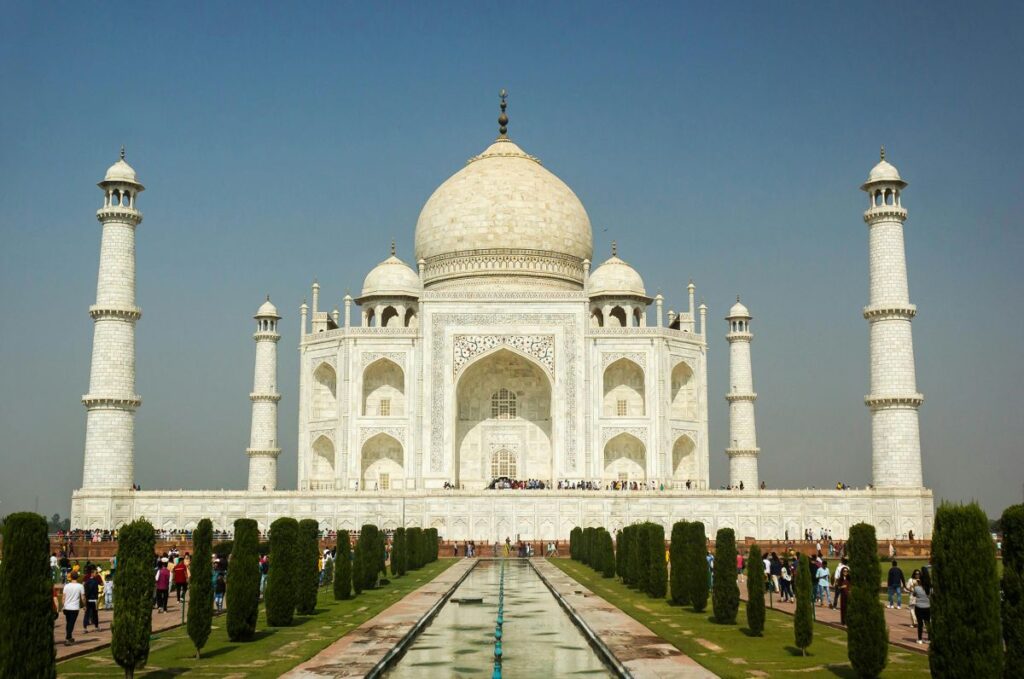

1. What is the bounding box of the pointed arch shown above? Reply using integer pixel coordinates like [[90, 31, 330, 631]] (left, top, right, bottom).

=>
[[603, 432, 646, 481], [380, 305, 399, 328], [590, 308, 604, 328], [312, 363, 337, 419], [311, 434, 335, 480], [362, 358, 405, 416], [670, 361, 696, 419], [609, 306, 628, 327], [671, 434, 697, 482], [603, 357, 645, 417], [361, 432, 404, 489]]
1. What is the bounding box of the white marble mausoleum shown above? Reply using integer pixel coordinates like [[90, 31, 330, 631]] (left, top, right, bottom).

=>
[[71, 99, 934, 540]]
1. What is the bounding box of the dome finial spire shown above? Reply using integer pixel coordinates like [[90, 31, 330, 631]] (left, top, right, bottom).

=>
[[120, 145, 126, 161], [880, 145, 886, 161], [737, 294, 741, 302], [611, 240, 617, 257], [498, 88, 509, 139], [390, 238, 396, 256]]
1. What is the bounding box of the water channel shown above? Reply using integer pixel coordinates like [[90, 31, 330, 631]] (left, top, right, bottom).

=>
[[385, 559, 613, 677]]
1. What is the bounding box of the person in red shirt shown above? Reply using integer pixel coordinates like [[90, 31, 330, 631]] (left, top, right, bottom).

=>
[[171, 558, 189, 603], [155, 560, 171, 612]]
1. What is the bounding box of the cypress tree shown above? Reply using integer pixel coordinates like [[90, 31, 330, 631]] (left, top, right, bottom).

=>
[[392, 527, 407, 577], [570, 527, 581, 561], [745, 544, 766, 635], [688, 521, 709, 612], [713, 528, 739, 624], [187, 518, 214, 659], [0, 512, 56, 679], [794, 552, 814, 655], [670, 521, 690, 605], [406, 527, 423, 570], [602, 529, 616, 578], [930, 502, 1003, 678], [296, 519, 320, 615], [647, 523, 667, 598], [614, 529, 625, 581], [333, 531, 352, 600], [635, 523, 651, 594], [111, 518, 156, 678], [428, 527, 439, 562], [265, 517, 299, 627], [226, 518, 260, 641], [846, 523, 887, 677], [1002, 504, 1024, 677], [355, 524, 381, 591]]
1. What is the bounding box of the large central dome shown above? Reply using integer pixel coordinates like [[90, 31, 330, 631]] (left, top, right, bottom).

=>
[[414, 137, 593, 290]]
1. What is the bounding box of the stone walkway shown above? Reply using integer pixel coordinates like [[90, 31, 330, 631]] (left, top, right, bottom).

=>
[[282, 559, 476, 678], [54, 594, 194, 661], [532, 559, 718, 678], [736, 575, 928, 653]]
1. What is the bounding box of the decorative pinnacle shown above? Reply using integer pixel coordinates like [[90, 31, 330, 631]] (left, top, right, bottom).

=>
[[390, 238, 396, 256], [266, 294, 271, 302], [880, 145, 886, 161], [611, 240, 617, 257], [737, 294, 741, 302], [120, 145, 126, 160], [498, 89, 509, 138]]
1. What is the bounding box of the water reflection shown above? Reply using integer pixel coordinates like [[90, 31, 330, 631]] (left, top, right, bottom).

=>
[[386, 560, 612, 678]]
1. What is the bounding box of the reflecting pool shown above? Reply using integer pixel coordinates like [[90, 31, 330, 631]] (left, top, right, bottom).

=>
[[385, 559, 612, 677]]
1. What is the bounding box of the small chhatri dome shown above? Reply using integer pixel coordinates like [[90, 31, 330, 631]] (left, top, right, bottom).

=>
[[588, 246, 648, 298], [360, 248, 421, 299], [863, 146, 906, 188], [103, 146, 141, 184], [727, 296, 751, 319], [256, 295, 280, 318]]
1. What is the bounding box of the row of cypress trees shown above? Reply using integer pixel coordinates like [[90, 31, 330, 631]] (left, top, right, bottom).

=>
[[669, 520, 708, 612], [569, 526, 615, 578], [614, 522, 667, 598]]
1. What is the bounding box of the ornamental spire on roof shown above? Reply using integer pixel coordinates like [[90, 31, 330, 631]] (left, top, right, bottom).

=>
[[120, 145, 126, 160], [390, 238, 396, 256], [498, 88, 509, 139], [880, 145, 886, 161]]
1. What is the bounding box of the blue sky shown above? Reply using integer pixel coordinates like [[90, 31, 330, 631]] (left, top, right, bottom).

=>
[[1, 2, 1021, 517]]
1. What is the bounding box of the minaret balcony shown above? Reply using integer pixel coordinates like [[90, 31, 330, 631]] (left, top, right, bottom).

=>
[[863, 205, 907, 223], [253, 331, 281, 341], [725, 447, 760, 457], [89, 304, 142, 321], [864, 393, 924, 410], [250, 392, 282, 403], [725, 330, 753, 341], [725, 392, 757, 403], [82, 394, 141, 409], [863, 304, 916, 321], [96, 206, 143, 225], [246, 447, 281, 458]]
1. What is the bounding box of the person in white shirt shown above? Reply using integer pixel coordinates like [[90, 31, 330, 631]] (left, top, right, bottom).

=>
[[61, 572, 86, 645]]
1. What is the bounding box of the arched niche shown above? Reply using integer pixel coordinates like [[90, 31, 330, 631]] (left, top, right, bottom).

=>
[[312, 363, 337, 419], [311, 434, 335, 480], [361, 432, 403, 490], [609, 306, 628, 327], [603, 358, 645, 417], [670, 361, 696, 419], [590, 308, 604, 328], [362, 358, 404, 416], [380, 306, 400, 328], [603, 432, 646, 481], [671, 434, 697, 482], [455, 348, 551, 488]]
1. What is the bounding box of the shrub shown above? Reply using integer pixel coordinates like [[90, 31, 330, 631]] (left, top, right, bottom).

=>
[[426, 528, 439, 562], [1002, 504, 1024, 676], [296, 519, 320, 615], [0, 512, 56, 678], [712, 528, 739, 624], [688, 521, 708, 612], [333, 531, 352, 600], [745, 544, 765, 635], [846, 523, 887, 677], [265, 517, 299, 627], [793, 552, 814, 655], [355, 525, 382, 592], [406, 528, 423, 571], [647, 523, 667, 598], [392, 527, 407, 577], [187, 518, 214, 659], [601, 529, 616, 578], [615, 529, 626, 581], [226, 518, 260, 641], [635, 524, 651, 594], [112, 518, 156, 678], [670, 521, 689, 605], [930, 502, 1003, 678], [627, 526, 642, 588]]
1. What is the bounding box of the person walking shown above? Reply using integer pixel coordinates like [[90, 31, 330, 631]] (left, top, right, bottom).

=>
[[815, 560, 831, 606], [780, 562, 794, 602], [61, 571, 86, 646], [911, 573, 931, 644], [886, 559, 905, 609], [905, 569, 920, 627], [172, 557, 189, 603], [835, 568, 851, 625], [82, 567, 101, 631], [214, 572, 226, 612], [155, 560, 171, 613], [103, 573, 114, 610]]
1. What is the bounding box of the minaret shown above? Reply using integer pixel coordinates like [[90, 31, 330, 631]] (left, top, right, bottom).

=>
[[81, 148, 143, 490], [725, 297, 759, 489], [861, 148, 924, 488], [247, 296, 282, 491]]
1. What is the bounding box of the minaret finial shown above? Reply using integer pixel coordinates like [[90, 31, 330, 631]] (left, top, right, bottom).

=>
[[120, 145, 126, 160], [611, 240, 617, 257], [498, 88, 509, 138], [737, 294, 741, 302], [266, 294, 270, 301], [880, 145, 886, 161], [390, 238, 396, 256]]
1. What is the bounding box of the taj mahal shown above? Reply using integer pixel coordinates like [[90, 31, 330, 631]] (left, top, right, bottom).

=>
[[71, 96, 934, 540]]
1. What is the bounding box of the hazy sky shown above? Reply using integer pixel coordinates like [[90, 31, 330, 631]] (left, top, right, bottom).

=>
[[1, 3, 1021, 519]]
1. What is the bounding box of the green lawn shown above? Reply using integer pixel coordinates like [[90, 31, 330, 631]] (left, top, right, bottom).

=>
[[550, 559, 931, 679], [58, 559, 456, 678]]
